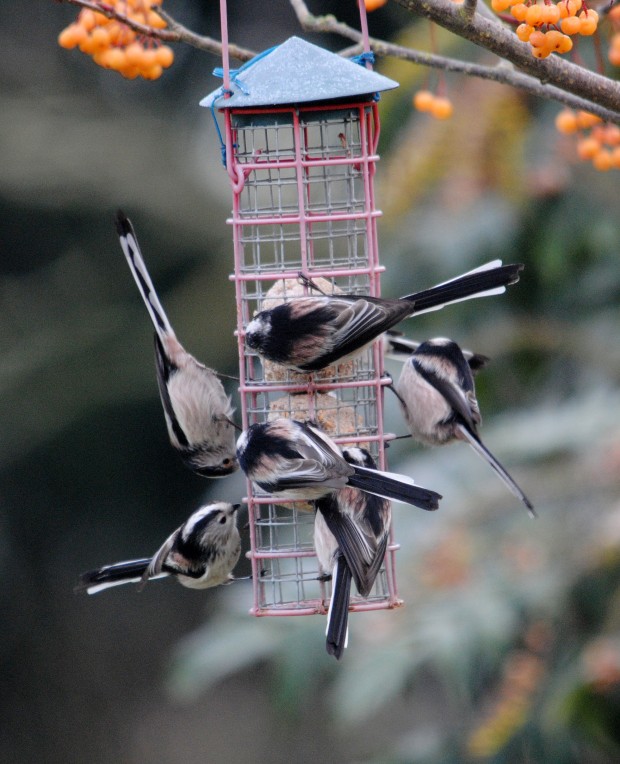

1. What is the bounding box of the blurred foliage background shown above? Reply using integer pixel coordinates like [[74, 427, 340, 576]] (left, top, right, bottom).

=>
[[1, 1, 619, 762]]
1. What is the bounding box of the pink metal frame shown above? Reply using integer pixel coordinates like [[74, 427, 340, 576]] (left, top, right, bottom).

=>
[[217, 0, 401, 618]]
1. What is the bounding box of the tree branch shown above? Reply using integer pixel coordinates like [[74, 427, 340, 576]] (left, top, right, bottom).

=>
[[57, 0, 620, 124], [394, 0, 620, 114], [290, 0, 620, 124]]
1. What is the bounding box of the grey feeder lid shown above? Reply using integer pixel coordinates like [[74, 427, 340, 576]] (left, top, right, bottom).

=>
[[199, 36, 399, 109]]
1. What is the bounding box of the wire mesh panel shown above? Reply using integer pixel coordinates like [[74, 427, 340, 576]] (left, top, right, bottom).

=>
[[225, 100, 401, 616]]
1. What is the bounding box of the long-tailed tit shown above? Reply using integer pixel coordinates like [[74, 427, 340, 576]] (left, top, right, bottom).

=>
[[116, 211, 238, 477], [393, 338, 535, 517], [383, 330, 489, 373], [77, 501, 242, 594], [236, 417, 441, 510], [244, 260, 523, 372], [314, 447, 391, 659]]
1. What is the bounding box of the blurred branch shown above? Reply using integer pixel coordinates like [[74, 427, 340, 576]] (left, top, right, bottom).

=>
[[57, 0, 620, 124]]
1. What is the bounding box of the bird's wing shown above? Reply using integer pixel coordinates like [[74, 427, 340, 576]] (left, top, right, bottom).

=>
[[297, 297, 410, 370], [412, 358, 479, 433], [268, 424, 349, 489], [145, 527, 182, 580]]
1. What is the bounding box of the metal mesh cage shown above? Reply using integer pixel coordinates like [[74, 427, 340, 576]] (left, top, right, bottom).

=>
[[224, 100, 401, 616]]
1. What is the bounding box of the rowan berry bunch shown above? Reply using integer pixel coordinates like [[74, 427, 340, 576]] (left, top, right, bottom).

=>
[[58, 0, 174, 80], [608, 5, 620, 67], [555, 108, 620, 171], [492, 0, 599, 59], [413, 89, 454, 120]]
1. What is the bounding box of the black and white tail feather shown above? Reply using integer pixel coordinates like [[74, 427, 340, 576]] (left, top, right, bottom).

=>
[[76, 501, 242, 595], [244, 259, 522, 373], [314, 447, 392, 660], [325, 555, 352, 660], [236, 418, 441, 510], [115, 211, 238, 478]]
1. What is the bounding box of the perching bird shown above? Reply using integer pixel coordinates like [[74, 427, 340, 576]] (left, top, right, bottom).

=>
[[236, 417, 441, 510], [393, 338, 535, 517], [76, 501, 242, 594], [116, 211, 238, 477], [244, 260, 523, 372], [314, 447, 392, 659]]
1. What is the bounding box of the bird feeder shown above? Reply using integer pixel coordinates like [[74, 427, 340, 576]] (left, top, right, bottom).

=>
[[201, 4, 400, 617]]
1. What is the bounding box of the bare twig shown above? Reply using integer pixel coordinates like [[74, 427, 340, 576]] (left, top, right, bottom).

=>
[[462, 0, 479, 21]]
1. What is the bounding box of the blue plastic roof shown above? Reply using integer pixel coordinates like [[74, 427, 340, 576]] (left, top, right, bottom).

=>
[[200, 36, 398, 109]]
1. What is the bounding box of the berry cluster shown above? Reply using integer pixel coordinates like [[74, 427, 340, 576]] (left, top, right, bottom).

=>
[[492, 0, 599, 58], [555, 108, 620, 171], [413, 90, 454, 120], [609, 5, 620, 67], [58, 0, 174, 80]]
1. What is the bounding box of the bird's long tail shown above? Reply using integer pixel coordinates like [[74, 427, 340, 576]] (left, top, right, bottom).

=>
[[348, 466, 441, 510], [325, 554, 351, 660], [400, 260, 523, 316], [456, 424, 536, 518], [115, 210, 174, 342], [75, 559, 169, 595]]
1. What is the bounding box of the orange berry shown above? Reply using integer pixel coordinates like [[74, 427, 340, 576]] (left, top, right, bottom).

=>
[[511, 3, 529, 21], [92, 11, 109, 26], [492, 0, 512, 11], [610, 48, 620, 67], [592, 149, 613, 171], [120, 66, 141, 80], [155, 45, 174, 68], [413, 90, 435, 112], [560, 16, 581, 34], [140, 48, 159, 69], [611, 147, 620, 169], [578, 11, 598, 35], [555, 33, 573, 52], [567, 0, 582, 13], [430, 96, 454, 120], [555, 108, 578, 133], [577, 110, 602, 129], [364, 0, 388, 9], [90, 26, 111, 52], [532, 45, 551, 58], [146, 10, 167, 29], [106, 48, 127, 71], [78, 9, 97, 31], [525, 5, 545, 25], [577, 136, 600, 160], [529, 30, 547, 47], [125, 41, 145, 66], [602, 124, 620, 146], [542, 4, 561, 24], [545, 29, 564, 49], [142, 64, 163, 80], [58, 23, 88, 49], [78, 35, 97, 55], [516, 23, 534, 41]]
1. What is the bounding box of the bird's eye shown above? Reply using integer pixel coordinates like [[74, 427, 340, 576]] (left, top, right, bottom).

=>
[[219, 515, 227, 524], [222, 458, 231, 466]]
